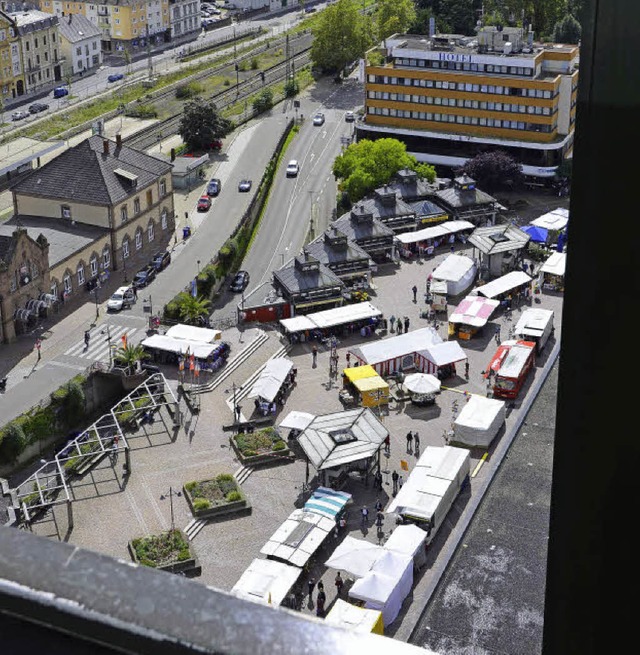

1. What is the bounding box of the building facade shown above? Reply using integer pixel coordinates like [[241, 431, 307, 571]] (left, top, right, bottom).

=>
[[57, 12, 101, 76], [0, 9, 25, 100], [169, 0, 200, 42], [359, 27, 579, 179]]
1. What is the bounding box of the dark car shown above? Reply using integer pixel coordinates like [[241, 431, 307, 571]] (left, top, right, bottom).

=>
[[150, 250, 171, 272], [53, 86, 69, 98], [133, 266, 156, 289], [28, 102, 49, 114], [108, 73, 125, 82], [207, 178, 221, 196], [230, 270, 250, 292], [238, 179, 252, 192]]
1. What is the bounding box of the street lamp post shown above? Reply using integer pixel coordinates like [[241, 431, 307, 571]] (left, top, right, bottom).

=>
[[102, 325, 113, 368], [160, 486, 181, 532], [93, 286, 100, 321]]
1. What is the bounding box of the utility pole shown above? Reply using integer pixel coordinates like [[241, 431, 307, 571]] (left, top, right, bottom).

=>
[[146, 25, 153, 81]]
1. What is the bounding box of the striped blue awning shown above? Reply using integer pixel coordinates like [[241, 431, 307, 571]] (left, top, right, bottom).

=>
[[304, 487, 352, 520]]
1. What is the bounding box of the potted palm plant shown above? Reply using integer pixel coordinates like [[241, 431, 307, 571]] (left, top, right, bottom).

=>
[[113, 343, 151, 390]]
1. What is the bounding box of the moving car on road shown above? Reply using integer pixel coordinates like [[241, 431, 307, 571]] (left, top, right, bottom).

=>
[[207, 178, 221, 196], [197, 195, 212, 211], [133, 266, 156, 289], [230, 270, 250, 292], [107, 286, 135, 312], [150, 250, 171, 272], [53, 86, 69, 98], [345, 110, 355, 122], [313, 113, 325, 126], [238, 179, 252, 192], [108, 73, 124, 82], [28, 102, 49, 114], [11, 110, 29, 121], [286, 160, 300, 177]]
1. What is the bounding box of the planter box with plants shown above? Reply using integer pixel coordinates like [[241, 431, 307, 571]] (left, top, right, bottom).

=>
[[128, 529, 201, 576], [230, 426, 291, 467], [183, 473, 250, 519]]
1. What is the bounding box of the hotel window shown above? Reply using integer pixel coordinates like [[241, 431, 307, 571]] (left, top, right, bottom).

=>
[[486, 65, 494, 72], [488, 102, 495, 110], [472, 100, 479, 108], [471, 117, 479, 125], [537, 89, 544, 98], [77, 264, 85, 286], [435, 81, 442, 88], [527, 106, 535, 114], [479, 117, 487, 126], [390, 77, 397, 84], [390, 93, 397, 101], [455, 115, 463, 123], [412, 95, 419, 103], [517, 67, 524, 75], [426, 80, 433, 87], [488, 85, 495, 93], [432, 61, 440, 68], [409, 59, 417, 66], [442, 81, 449, 89], [367, 91, 374, 99], [389, 108, 397, 117], [419, 79, 426, 87], [543, 107, 551, 115], [518, 121, 525, 129], [481, 84, 487, 93], [495, 102, 502, 111], [519, 105, 526, 113], [543, 90, 552, 98], [64, 275, 72, 294], [418, 112, 426, 119], [474, 84, 480, 92], [457, 82, 464, 90], [135, 230, 143, 250], [381, 108, 389, 116], [426, 96, 433, 104], [464, 83, 472, 91], [501, 66, 508, 73], [426, 113, 433, 120], [487, 118, 494, 126], [367, 75, 375, 83], [464, 100, 472, 108], [433, 113, 441, 121], [434, 97, 441, 105], [464, 116, 471, 124], [382, 92, 389, 99]]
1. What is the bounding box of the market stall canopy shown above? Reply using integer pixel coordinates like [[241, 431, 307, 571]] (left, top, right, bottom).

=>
[[349, 327, 442, 367], [343, 365, 379, 383], [520, 224, 549, 243], [396, 220, 475, 245], [278, 410, 315, 431], [231, 558, 301, 606], [165, 324, 222, 343], [260, 508, 335, 568], [431, 254, 477, 295], [324, 599, 384, 635], [540, 251, 566, 277], [419, 341, 467, 367], [325, 536, 386, 578], [352, 376, 389, 395], [402, 373, 441, 395], [303, 486, 352, 520], [449, 295, 501, 327], [474, 271, 532, 299], [140, 334, 219, 359], [247, 357, 294, 403], [530, 207, 569, 232], [384, 524, 428, 569], [297, 408, 388, 471], [279, 302, 381, 334], [453, 396, 506, 448], [415, 445, 472, 481], [513, 308, 555, 341]]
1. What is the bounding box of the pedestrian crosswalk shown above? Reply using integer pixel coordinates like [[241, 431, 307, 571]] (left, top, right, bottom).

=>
[[64, 325, 138, 362]]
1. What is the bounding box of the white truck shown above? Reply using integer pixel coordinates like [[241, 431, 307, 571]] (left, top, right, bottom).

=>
[[386, 445, 470, 543], [513, 308, 555, 353]]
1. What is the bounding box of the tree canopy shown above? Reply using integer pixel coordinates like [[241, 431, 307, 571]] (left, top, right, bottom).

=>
[[310, 0, 372, 76], [333, 138, 436, 202], [178, 98, 233, 151], [553, 13, 581, 44], [458, 150, 523, 192], [174, 292, 211, 326], [376, 0, 417, 41]]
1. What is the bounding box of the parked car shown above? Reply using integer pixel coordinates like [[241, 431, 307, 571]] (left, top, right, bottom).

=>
[[150, 250, 171, 272], [53, 86, 69, 98], [107, 285, 135, 311], [207, 178, 221, 196], [108, 73, 124, 83], [286, 160, 300, 177], [133, 266, 156, 289], [28, 102, 49, 114], [11, 110, 29, 121], [230, 270, 250, 292], [313, 112, 325, 126], [197, 195, 212, 211], [207, 139, 223, 151], [345, 110, 355, 122], [238, 179, 252, 192]]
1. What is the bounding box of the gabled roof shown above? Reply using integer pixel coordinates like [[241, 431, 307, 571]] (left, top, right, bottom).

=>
[[304, 233, 371, 266], [273, 259, 344, 294], [353, 194, 416, 221], [57, 13, 101, 43], [435, 185, 497, 209], [333, 213, 394, 241], [11, 136, 172, 206], [468, 223, 530, 255]]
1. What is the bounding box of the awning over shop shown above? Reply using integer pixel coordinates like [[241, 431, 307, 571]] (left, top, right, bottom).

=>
[[540, 251, 566, 277], [231, 558, 301, 606], [384, 524, 428, 569], [303, 486, 352, 520], [349, 327, 442, 367], [530, 207, 569, 232], [395, 220, 475, 245], [520, 224, 549, 243], [449, 295, 501, 327], [260, 508, 335, 568], [165, 324, 222, 343], [247, 357, 294, 403], [278, 410, 315, 431], [278, 315, 316, 333], [279, 302, 381, 334], [352, 376, 389, 395], [325, 599, 384, 635], [343, 365, 379, 383], [325, 536, 386, 578], [474, 271, 532, 299], [418, 341, 467, 367], [140, 334, 219, 359]]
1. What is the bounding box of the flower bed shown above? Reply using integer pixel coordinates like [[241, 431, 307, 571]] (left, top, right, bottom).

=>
[[230, 426, 291, 466], [128, 529, 201, 575], [183, 473, 250, 519]]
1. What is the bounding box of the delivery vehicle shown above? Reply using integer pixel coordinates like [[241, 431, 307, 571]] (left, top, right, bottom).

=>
[[513, 308, 554, 353], [107, 286, 135, 311], [487, 339, 536, 399]]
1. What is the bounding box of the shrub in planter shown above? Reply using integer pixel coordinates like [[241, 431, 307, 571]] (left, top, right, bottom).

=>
[[226, 490, 242, 502], [193, 498, 211, 511], [272, 440, 287, 451], [131, 529, 193, 569]]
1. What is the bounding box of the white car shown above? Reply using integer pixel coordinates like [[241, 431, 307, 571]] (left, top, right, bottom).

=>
[[107, 285, 135, 311], [286, 160, 300, 177], [313, 113, 325, 126], [345, 110, 355, 122]]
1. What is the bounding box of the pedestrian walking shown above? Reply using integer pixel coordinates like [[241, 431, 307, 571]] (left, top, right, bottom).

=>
[[307, 577, 316, 600], [404, 316, 410, 332], [132, 285, 137, 299], [389, 314, 396, 332], [316, 589, 326, 617], [374, 471, 383, 491], [383, 434, 391, 455], [396, 320, 403, 335], [317, 580, 324, 594], [414, 431, 420, 453], [345, 352, 351, 367], [35, 339, 42, 362], [465, 360, 470, 379], [84, 330, 90, 348], [391, 470, 399, 495], [412, 284, 418, 303], [361, 505, 369, 528], [375, 497, 383, 513], [398, 475, 404, 490], [312, 345, 318, 367], [376, 510, 384, 528], [495, 324, 501, 345], [406, 430, 413, 453], [334, 572, 344, 595]]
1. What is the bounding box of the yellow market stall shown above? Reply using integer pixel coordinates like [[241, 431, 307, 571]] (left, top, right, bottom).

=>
[[324, 599, 384, 635], [341, 366, 389, 408]]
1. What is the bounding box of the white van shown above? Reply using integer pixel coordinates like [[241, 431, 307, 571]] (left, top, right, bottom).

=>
[[513, 308, 554, 353], [107, 286, 135, 312]]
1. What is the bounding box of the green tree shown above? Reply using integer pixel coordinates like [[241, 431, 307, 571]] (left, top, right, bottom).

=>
[[252, 88, 274, 114], [333, 138, 436, 202], [553, 13, 581, 44], [174, 292, 211, 326], [178, 98, 233, 152], [408, 7, 435, 35], [114, 343, 150, 374], [0, 423, 27, 463], [438, 0, 476, 35], [458, 150, 523, 192], [311, 0, 372, 76], [376, 0, 416, 41]]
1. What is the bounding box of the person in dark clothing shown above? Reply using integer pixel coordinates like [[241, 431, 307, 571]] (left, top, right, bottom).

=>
[[84, 330, 90, 348], [307, 577, 316, 600], [334, 572, 344, 595], [406, 430, 413, 453], [383, 434, 391, 455], [316, 589, 326, 617], [412, 285, 418, 302], [392, 470, 399, 495], [404, 316, 410, 332]]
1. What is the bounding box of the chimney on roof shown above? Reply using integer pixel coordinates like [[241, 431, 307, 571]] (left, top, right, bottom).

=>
[[116, 133, 122, 148], [103, 139, 109, 155]]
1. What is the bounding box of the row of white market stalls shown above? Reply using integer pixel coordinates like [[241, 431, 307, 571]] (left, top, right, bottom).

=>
[[396, 220, 475, 257], [246, 357, 295, 415], [279, 301, 383, 344], [349, 326, 467, 380]]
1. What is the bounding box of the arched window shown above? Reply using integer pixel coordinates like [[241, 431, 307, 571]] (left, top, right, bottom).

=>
[[122, 239, 130, 259], [103, 247, 111, 268], [148, 221, 155, 242], [135, 229, 143, 250], [77, 262, 85, 286], [161, 208, 168, 230]]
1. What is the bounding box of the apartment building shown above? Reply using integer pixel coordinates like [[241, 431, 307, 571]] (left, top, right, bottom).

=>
[[0, 9, 25, 100], [359, 27, 579, 179], [57, 12, 101, 76], [169, 0, 200, 42]]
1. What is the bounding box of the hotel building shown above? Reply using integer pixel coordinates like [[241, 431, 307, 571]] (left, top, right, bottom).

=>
[[358, 26, 579, 179]]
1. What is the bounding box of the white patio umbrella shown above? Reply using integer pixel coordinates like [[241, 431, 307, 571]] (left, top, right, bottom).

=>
[[402, 373, 441, 395]]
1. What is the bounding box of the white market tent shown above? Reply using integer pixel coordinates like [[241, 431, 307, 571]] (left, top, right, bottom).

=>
[[303, 486, 352, 520], [402, 373, 441, 395], [395, 220, 475, 245], [279, 302, 382, 334], [540, 251, 567, 277], [384, 524, 428, 569], [260, 508, 335, 568], [431, 254, 477, 295], [140, 334, 219, 359], [513, 308, 555, 341], [453, 395, 506, 448], [449, 295, 501, 327], [278, 410, 315, 431], [415, 445, 471, 481], [348, 550, 414, 626], [474, 271, 532, 299], [165, 324, 222, 343], [231, 558, 301, 607], [325, 536, 386, 578], [324, 599, 384, 635], [418, 341, 467, 370], [247, 357, 294, 403], [530, 207, 569, 232]]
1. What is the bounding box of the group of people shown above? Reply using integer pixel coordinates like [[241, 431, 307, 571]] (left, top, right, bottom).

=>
[[388, 315, 410, 334]]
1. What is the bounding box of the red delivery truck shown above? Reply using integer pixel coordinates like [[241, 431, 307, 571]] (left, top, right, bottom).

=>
[[486, 340, 536, 399]]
